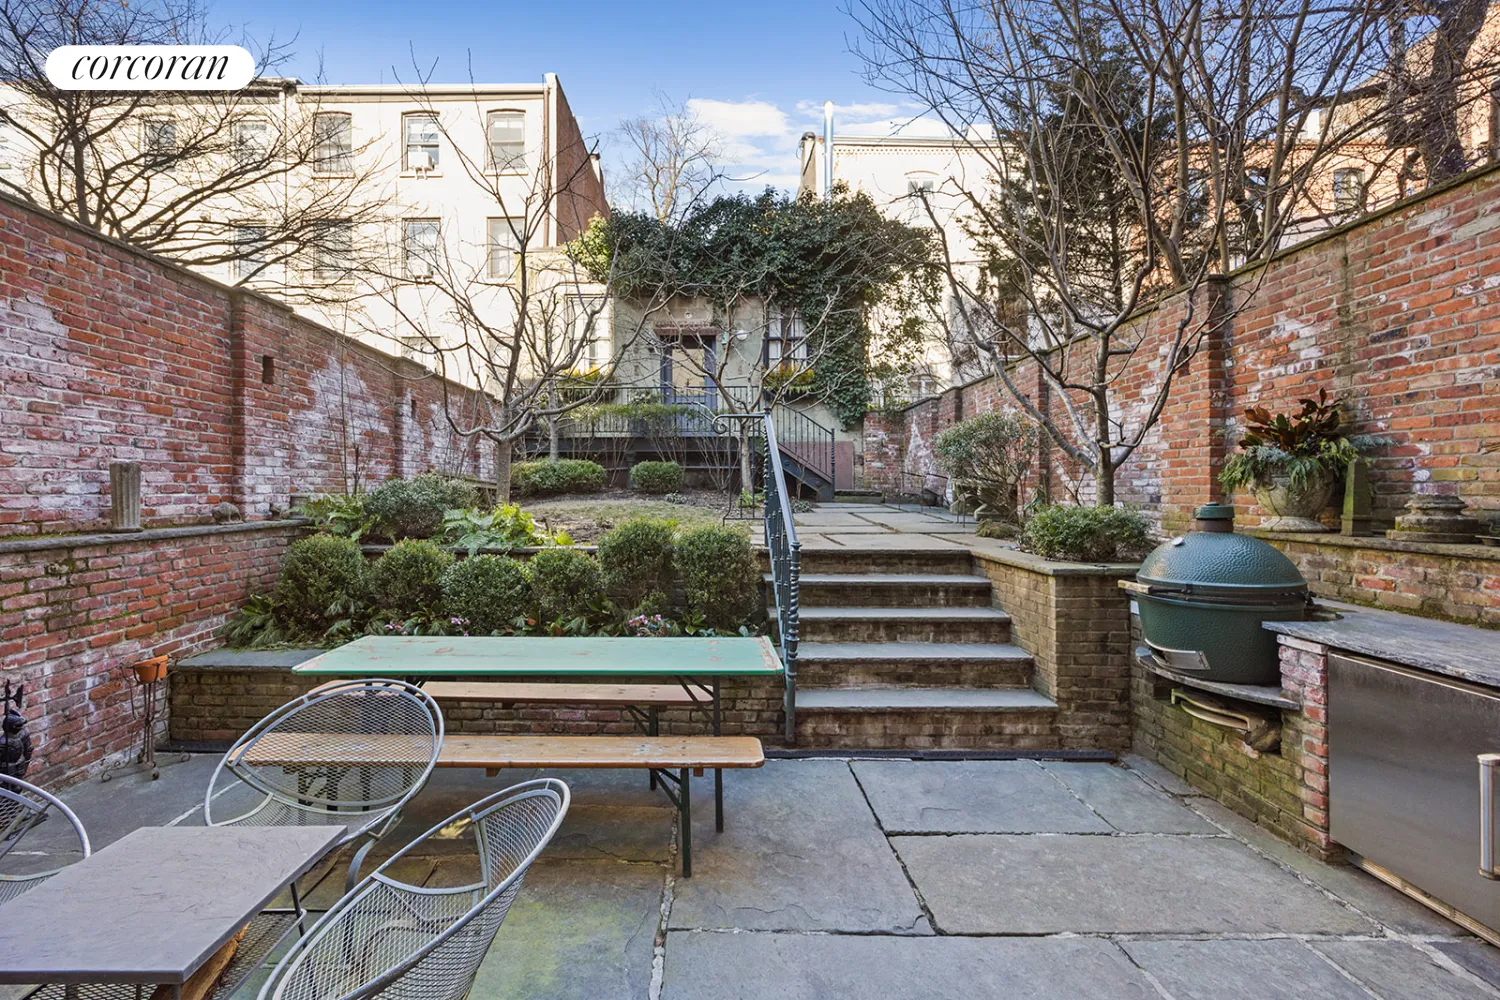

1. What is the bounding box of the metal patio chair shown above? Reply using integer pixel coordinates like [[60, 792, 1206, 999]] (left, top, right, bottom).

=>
[[257, 778, 570, 1000], [0, 773, 91, 905], [205, 679, 444, 892]]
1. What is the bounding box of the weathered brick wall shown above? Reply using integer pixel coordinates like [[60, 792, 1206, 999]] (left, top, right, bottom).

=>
[[1131, 625, 1334, 857], [973, 549, 1135, 750], [0, 192, 500, 784], [867, 164, 1500, 533], [0, 523, 299, 784]]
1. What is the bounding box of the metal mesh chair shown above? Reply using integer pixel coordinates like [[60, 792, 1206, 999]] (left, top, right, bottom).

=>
[[206, 679, 443, 890], [258, 778, 569, 1000], [0, 773, 91, 905]]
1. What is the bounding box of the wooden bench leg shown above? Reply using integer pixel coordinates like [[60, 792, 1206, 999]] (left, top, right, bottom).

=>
[[679, 767, 691, 879], [715, 769, 724, 832], [649, 707, 659, 792]]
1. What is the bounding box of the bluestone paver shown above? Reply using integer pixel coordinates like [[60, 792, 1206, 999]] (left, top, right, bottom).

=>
[[669, 759, 926, 932], [1040, 760, 1218, 834], [1311, 940, 1497, 1000], [1123, 939, 1372, 999], [660, 932, 1157, 999], [1435, 940, 1500, 989], [852, 759, 1111, 834], [894, 833, 1376, 934]]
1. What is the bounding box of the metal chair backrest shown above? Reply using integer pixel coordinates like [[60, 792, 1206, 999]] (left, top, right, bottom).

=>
[[0, 774, 91, 905], [259, 778, 569, 1000], [207, 679, 443, 823]]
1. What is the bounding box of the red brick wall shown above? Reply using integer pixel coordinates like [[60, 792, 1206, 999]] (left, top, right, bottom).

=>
[[0, 193, 500, 784], [867, 165, 1500, 533]]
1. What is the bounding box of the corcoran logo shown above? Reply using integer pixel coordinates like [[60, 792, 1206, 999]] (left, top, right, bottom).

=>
[[44, 45, 256, 91]]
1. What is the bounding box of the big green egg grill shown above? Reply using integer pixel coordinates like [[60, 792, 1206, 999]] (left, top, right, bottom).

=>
[[1125, 503, 1311, 686]]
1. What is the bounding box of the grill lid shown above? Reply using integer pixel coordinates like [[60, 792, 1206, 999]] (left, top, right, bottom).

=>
[[1137, 503, 1307, 601]]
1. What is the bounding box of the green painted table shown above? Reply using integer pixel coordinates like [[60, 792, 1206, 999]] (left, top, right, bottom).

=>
[[294, 635, 785, 831]]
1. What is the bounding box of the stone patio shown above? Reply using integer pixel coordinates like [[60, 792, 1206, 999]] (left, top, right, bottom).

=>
[[22, 751, 1500, 999]]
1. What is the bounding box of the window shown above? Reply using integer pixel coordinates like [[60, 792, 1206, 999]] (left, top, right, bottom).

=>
[[1332, 168, 1366, 213], [486, 111, 526, 172], [232, 224, 269, 280], [310, 220, 352, 278], [404, 114, 440, 171], [234, 119, 268, 167], [143, 119, 177, 170], [312, 113, 351, 174], [907, 177, 936, 198], [404, 218, 440, 278], [487, 217, 523, 280], [566, 296, 607, 369], [766, 310, 807, 367]]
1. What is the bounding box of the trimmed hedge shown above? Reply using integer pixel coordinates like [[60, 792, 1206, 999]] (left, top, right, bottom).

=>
[[371, 539, 453, 613], [528, 547, 604, 623], [272, 534, 372, 638], [597, 516, 675, 616], [675, 526, 757, 629], [365, 473, 479, 540], [512, 459, 607, 498], [1020, 504, 1151, 562], [440, 555, 530, 635], [629, 461, 683, 494]]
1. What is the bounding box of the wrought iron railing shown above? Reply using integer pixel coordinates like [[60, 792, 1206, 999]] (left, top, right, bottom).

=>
[[769, 402, 835, 491], [760, 412, 801, 742]]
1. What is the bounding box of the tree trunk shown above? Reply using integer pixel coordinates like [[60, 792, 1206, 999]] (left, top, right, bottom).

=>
[[494, 439, 514, 502], [740, 423, 756, 494], [1096, 446, 1116, 508], [548, 418, 560, 461]]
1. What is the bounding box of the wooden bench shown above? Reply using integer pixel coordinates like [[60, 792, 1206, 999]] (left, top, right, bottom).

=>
[[237, 733, 764, 877]]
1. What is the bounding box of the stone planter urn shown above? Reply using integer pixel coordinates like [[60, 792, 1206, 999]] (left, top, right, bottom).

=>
[[1254, 469, 1336, 532]]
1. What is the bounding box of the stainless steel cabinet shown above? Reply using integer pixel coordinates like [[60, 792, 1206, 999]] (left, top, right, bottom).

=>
[[1329, 652, 1500, 932]]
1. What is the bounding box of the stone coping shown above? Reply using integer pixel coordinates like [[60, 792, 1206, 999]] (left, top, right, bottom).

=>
[[359, 543, 599, 556], [1134, 647, 1301, 712], [1266, 603, 1500, 689], [1248, 529, 1500, 563], [174, 647, 327, 672], [967, 542, 1141, 578], [0, 518, 309, 555]]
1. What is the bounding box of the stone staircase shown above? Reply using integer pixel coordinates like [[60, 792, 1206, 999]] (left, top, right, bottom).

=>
[[765, 546, 1059, 749]]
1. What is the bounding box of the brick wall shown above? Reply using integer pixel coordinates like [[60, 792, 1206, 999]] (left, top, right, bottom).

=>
[[868, 164, 1500, 533], [0, 192, 500, 784]]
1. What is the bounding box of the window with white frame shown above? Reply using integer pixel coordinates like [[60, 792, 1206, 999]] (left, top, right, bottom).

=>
[[232, 224, 269, 280], [486, 111, 526, 172], [143, 118, 177, 170], [404, 219, 440, 278], [487, 217, 523, 280], [404, 114, 440, 171], [766, 310, 807, 367], [312, 113, 351, 174], [234, 119, 268, 167], [566, 296, 608, 369], [310, 220, 352, 278], [1332, 167, 1366, 213]]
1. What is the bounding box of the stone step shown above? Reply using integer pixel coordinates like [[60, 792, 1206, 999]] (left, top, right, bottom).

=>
[[795, 547, 976, 576], [776, 573, 994, 608], [795, 641, 1033, 688], [793, 687, 1060, 751], [796, 606, 1012, 644]]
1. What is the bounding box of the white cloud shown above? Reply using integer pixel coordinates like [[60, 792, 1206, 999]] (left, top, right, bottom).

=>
[[685, 98, 791, 140], [794, 100, 901, 122]]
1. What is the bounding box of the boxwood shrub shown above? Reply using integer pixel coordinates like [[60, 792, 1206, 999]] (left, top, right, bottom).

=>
[[272, 534, 372, 637], [371, 538, 453, 614], [440, 555, 530, 635], [512, 459, 607, 498], [675, 525, 757, 629], [1020, 505, 1151, 562], [365, 473, 479, 540], [528, 547, 604, 623], [629, 460, 683, 494], [597, 516, 675, 616]]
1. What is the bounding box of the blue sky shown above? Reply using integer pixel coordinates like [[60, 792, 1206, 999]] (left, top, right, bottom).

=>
[[210, 0, 921, 192]]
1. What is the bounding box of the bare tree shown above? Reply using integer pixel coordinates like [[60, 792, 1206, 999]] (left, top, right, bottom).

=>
[[851, 0, 1408, 505], [613, 93, 722, 223], [0, 0, 390, 299]]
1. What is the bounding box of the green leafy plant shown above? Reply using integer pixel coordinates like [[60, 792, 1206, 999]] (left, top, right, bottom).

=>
[[528, 547, 604, 623], [364, 473, 479, 540], [512, 459, 608, 498], [737, 490, 764, 509], [662, 492, 690, 505], [933, 411, 1038, 522], [222, 594, 292, 649], [371, 539, 453, 614], [674, 525, 757, 629], [439, 555, 530, 635], [441, 503, 549, 555], [1020, 505, 1151, 562], [597, 516, 675, 616], [763, 366, 817, 397], [295, 493, 377, 541], [1220, 390, 1360, 492], [630, 460, 684, 494], [272, 534, 373, 638]]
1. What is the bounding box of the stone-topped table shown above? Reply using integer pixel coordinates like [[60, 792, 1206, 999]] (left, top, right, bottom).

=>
[[1265, 604, 1500, 688]]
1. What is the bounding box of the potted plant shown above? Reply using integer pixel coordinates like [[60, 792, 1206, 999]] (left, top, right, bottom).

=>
[[1220, 390, 1359, 531]]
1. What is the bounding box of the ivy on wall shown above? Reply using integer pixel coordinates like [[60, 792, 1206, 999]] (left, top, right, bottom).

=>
[[573, 187, 939, 428]]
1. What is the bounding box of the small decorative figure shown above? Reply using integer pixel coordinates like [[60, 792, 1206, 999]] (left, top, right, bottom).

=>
[[213, 501, 243, 523], [0, 682, 33, 779]]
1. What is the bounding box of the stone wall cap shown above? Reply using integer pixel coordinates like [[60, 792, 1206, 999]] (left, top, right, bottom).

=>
[[175, 647, 328, 672], [1265, 604, 1500, 688], [0, 519, 309, 555], [1248, 529, 1500, 563], [969, 540, 1141, 577]]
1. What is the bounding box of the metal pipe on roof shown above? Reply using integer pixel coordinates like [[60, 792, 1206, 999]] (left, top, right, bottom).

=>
[[823, 101, 834, 202]]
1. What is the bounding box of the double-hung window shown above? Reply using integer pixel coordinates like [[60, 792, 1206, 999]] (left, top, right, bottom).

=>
[[487, 217, 523, 280], [486, 111, 526, 172], [404, 219, 440, 278], [312, 113, 352, 174], [143, 119, 177, 171], [233, 224, 269, 280], [404, 114, 440, 171]]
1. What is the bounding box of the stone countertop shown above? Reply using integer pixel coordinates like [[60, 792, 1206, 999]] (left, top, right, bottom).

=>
[[1265, 605, 1500, 688]]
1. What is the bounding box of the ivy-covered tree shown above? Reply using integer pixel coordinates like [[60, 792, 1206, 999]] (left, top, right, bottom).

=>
[[575, 186, 938, 430]]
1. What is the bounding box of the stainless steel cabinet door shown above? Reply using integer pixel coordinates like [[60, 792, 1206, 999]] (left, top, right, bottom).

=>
[[1330, 653, 1500, 930]]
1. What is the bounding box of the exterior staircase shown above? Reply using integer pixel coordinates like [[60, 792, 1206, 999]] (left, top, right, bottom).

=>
[[765, 546, 1060, 749]]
